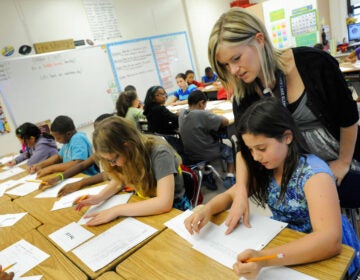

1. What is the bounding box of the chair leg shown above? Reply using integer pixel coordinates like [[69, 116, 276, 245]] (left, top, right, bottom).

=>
[[193, 168, 203, 207], [205, 164, 223, 182]]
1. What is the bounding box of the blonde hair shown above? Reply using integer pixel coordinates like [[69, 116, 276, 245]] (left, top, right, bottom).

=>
[[208, 7, 287, 102], [93, 116, 163, 197]]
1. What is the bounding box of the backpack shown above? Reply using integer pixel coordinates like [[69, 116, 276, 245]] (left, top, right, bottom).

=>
[[180, 164, 203, 207]]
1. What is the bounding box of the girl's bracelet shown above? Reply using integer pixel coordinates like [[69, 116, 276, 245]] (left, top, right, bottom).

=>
[[57, 173, 64, 181]]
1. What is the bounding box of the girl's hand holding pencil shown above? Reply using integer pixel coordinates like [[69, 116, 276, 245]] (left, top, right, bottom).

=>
[[73, 194, 101, 211], [0, 264, 15, 280]]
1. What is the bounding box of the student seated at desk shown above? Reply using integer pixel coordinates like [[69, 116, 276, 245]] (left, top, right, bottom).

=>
[[185, 98, 360, 278], [0, 265, 14, 280], [74, 116, 191, 226], [143, 85, 184, 158], [42, 113, 113, 197], [116, 89, 145, 130], [30, 115, 98, 178], [185, 69, 205, 88], [179, 90, 235, 189], [6, 122, 58, 169], [201, 66, 218, 86], [167, 73, 197, 106]]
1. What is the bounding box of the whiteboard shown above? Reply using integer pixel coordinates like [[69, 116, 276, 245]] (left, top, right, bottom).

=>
[[107, 32, 195, 101], [0, 46, 118, 128]]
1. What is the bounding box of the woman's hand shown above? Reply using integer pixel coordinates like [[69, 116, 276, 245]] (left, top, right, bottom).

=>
[[84, 208, 120, 226], [58, 181, 83, 197], [73, 195, 101, 211], [184, 205, 211, 234], [328, 159, 350, 185], [233, 249, 262, 279]]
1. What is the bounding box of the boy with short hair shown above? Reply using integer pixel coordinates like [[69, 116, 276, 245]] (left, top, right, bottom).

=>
[[179, 90, 235, 189], [30, 115, 98, 177]]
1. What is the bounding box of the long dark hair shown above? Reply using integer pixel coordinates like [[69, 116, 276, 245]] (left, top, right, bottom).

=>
[[237, 98, 309, 207], [143, 86, 164, 116], [116, 90, 138, 117]]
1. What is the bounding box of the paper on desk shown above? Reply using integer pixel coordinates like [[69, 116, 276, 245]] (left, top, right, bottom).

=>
[[18, 276, 43, 280], [51, 184, 107, 211], [5, 182, 40, 196], [0, 239, 49, 277], [192, 214, 287, 269], [73, 217, 157, 271], [35, 177, 82, 198], [0, 180, 20, 196], [78, 193, 132, 225], [0, 212, 27, 227], [222, 112, 234, 121], [240, 266, 318, 280], [0, 155, 15, 164], [48, 222, 94, 252], [0, 166, 25, 180]]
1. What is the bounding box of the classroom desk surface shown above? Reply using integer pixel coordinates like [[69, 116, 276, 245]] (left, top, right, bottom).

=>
[[21, 187, 182, 279], [0, 200, 41, 239], [97, 271, 125, 280], [340, 62, 360, 73], [116, 212, 354, 280], [1, 229, 87, 280]]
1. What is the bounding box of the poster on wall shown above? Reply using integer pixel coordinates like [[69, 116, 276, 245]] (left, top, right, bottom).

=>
[[0, 102, 10, 134], [290, 9, 318, 47], [268, 9, 291, 49]]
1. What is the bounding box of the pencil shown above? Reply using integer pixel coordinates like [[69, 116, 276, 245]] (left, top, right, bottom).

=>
[[73, 195, 88, 206], [2, 262, 16, 272], [26, 179, 47, 184], [245, 253, 284, 263]]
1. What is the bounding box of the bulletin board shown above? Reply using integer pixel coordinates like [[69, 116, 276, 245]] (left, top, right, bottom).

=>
[[107, 31, 195, 100], [0, 46, 118, 128]]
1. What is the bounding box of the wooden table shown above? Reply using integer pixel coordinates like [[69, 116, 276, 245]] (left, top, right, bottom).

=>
[[97, 271, 125, 280], [21, 188, 182, 279], [116, 212, 355, 280], [0, 200, 41, 239], [0, 229, 87, 280]]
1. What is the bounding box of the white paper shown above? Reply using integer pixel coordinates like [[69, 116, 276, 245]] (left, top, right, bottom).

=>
[[5, 182, 39, 196], [35, 178, 82, 198], [0, 155, 15, 164], [0, 180, 20, 196], [222, 112, 235, 121], [48, 222, 94, 252], [16, 173, 37, 183], [240, 266, 318, 280], [78, 193, 132, 225], [193, 214, 287, 269], [73, 218, 157, 271], [51, 184, 107, 211], [0, 166, 24, 180], [0, 212, 27, 227], [0, 239, 49, 277], [18, 276, 43, 280]]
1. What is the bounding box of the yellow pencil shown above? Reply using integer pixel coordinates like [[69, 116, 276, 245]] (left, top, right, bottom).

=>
[[73, 195, 88, 206], [2, 262, 16, 272], [245, 253, 284, 263], [26, 179, 47, 184]]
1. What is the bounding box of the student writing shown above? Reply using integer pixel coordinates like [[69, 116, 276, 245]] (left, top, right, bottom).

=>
[[167, 73, 197, 106], [116, 89, 145, 130], [185, 98, 360, 278], [74, 116, 191, 226], [6, 123, 58, 171], [30, 115, 98, 178]]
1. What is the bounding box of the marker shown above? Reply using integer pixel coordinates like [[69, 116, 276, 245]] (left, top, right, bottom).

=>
[[245, 253, 284, 263], [2, 262, 16, 272], [73, 195, 88, 206]]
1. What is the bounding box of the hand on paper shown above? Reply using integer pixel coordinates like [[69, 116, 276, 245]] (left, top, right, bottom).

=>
[[0, 266, 14, 280], [184, 205, 211, 234], [5, 160, 16, 167], [41, 175, 61, 190], [58, 181, 83, 197], [36, 167, 52, 178], [328, 159, 350, 185], [84, 208, 119, 226], [233, 249, 262, 279], [74, 195, 100, 211], [28, 164, 40, 174], [225, 187, 251, 234]]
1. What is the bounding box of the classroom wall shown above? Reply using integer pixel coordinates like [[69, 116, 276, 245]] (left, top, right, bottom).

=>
[[0, 0, 231, 156]]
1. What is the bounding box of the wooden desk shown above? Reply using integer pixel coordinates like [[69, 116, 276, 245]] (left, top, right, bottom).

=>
[[0, 200, 41, 239], [116, 212, 354, 280], [340, 62, 360, 73], [97, 271, 125, 280], [19, 188, 181, 279], [0, 229, 87, 280]]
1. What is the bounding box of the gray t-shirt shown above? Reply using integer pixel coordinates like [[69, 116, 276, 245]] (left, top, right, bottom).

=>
[[150, 142, 185, 201], [179, 109, 223, 161]]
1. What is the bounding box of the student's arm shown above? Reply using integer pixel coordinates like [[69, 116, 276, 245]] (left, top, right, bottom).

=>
[[165, 95, 178, 106], [329, 123, 357, 184], [173, 99, 188, 106], [219, 116, 229, 127], [81, 174, 175, 226], [57, 172, 106, 197], [29, 154, 62, 174], [36, 159, 82, 178], [233, 173, 342, 278], [27, 143, 57, 166]]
